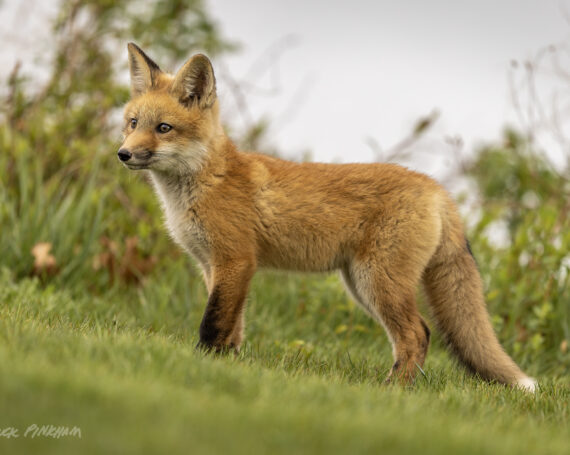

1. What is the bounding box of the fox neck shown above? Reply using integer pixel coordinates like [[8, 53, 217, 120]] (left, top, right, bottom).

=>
[[149, 132, 234, 211]]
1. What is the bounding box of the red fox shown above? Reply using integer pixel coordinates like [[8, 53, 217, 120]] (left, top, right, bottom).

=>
[[118, 43, 536, 391]]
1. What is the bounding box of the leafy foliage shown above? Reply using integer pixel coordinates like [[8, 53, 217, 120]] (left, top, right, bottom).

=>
[[0, 0, 233, 291], [466, 130, 570, 373]]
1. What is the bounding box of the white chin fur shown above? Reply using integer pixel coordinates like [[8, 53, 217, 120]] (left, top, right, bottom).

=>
[[516, 377, 537, 393]]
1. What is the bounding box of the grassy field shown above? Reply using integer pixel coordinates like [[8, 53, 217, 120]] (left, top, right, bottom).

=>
[[0, 265, 568, 455]]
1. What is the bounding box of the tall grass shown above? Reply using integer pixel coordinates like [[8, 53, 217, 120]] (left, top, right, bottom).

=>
[[0, 133, 109, 288]]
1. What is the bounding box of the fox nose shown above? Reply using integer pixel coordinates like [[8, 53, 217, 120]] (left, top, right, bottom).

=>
[[117, 149, 132, 162]]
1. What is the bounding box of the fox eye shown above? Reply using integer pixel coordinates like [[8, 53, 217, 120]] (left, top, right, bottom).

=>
[[157, 123, 172, 134], [130, 118, 137, 129]]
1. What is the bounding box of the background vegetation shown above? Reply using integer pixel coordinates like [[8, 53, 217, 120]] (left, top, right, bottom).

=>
[[0, 1, 568, 453]]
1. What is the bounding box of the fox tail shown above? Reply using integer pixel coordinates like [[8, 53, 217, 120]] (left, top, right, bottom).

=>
[[422, 208, 536, 392]]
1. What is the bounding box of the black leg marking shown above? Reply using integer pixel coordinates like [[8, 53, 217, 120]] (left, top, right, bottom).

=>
[[198, 287, 223, 349], [420, 319, 431, 346]]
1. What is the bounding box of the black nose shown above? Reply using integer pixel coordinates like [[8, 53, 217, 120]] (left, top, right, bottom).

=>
[[117, 149, 132, 162]]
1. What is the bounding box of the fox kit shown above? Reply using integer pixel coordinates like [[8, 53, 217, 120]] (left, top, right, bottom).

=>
[[118, 43, 536, 391]]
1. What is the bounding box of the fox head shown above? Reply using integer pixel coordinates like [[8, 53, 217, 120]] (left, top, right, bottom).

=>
[[118, 43, 222, 174]]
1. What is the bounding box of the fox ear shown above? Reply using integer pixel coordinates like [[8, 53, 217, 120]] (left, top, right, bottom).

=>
[[171, 54, 216, 109], [127, 42, 162, 97]]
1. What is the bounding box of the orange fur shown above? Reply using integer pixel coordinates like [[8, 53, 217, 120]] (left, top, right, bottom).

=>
[[118, 43, 536, 391]]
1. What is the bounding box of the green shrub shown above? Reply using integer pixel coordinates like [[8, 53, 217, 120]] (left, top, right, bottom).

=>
[[466, 130, 569, 374]]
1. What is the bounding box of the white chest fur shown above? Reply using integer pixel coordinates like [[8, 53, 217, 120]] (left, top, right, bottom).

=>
[[149, 172, 210, 267]]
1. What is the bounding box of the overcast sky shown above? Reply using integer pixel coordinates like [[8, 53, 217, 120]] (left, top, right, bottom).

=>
[[1, 1, 569, 179], [208, 0, 570, 177]]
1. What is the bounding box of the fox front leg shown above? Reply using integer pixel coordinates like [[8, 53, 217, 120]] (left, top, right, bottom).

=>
[[196, 259, 255, 352]]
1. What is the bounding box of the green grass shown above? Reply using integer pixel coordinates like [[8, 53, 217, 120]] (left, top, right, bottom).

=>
[[0, 268, 568, 455]]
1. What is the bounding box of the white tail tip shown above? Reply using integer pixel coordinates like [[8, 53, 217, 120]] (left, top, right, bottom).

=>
[[516, 377, 537, 393]]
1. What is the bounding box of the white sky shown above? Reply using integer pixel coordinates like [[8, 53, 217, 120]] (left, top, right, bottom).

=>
[[208, 0, 570, 177], [1, 1, 569, 180]]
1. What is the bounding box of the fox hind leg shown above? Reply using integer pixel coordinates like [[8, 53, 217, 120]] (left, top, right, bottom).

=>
[[228, 309, 245, 351], [343, 263, 430, 384]]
